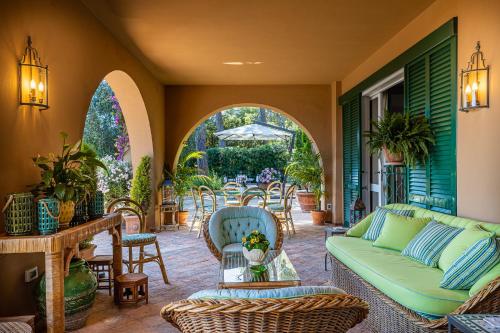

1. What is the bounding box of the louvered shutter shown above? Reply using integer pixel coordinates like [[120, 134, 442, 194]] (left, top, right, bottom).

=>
[[342, 95, 361, 225], [405, 37, 457, 214]]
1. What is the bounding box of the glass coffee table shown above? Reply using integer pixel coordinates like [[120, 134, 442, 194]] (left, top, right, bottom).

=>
[[219, 250, 301, 289]]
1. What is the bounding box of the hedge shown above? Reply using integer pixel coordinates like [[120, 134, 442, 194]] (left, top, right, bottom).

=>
[[207, 144, 289, 178]]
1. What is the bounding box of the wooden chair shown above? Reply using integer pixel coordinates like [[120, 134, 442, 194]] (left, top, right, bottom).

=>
[[197, 186, 217, 238], [107, 198, 169, 284], [222, 181, 241, 207], [189, 187, 203, 234], [267, 185, 297, 238], [161, 292, 368, 333], [259, 180, 282, 208], [241, 187, 267, 208]]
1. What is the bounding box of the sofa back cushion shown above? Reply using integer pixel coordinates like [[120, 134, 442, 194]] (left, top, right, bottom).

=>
[[373, 213, 431, 251], [401, 221, 463, 267], [362, 207, 414, 241], [440, 236, 500, 290], [384, 204, 500, 236], [439, 225, 494, 271], [208, 206, 279, 252]]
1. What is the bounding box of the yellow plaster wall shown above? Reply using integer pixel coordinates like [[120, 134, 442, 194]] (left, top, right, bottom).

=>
[[0, 0, 165, 315], [339, 0, 500, 223]]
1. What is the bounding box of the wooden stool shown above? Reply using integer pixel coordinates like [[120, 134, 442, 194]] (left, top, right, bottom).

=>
[[88, 255, 114, 296], [115, 273, 148, 305]]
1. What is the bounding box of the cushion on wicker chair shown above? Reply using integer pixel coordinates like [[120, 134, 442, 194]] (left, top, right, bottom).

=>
[[188, 286, 346, 300], [267, 203, 285, 212], [222, 243, 243, 253], [327, 236, 469, 317], [122, 233, 157, 246], [208, 206, 279, 253]]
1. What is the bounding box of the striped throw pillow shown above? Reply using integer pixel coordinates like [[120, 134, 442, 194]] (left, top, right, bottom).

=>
[[440, 236, 500, 290], [362, 207, 414, 241], [401, 220, 463, 267]]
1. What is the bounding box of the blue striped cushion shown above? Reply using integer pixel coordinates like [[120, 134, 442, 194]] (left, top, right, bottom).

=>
[[440, 236, 500, 290], [362, 207, 414, 241], [401, 221, 463, 267]]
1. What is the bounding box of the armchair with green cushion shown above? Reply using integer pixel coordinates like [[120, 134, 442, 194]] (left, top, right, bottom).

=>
[[203, 206, 283, 261], [161, 286, 369, 333], [328, 203, 500, 333]]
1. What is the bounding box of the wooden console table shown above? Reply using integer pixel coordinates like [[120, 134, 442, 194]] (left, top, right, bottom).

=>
[[0, 213, 123, 333]]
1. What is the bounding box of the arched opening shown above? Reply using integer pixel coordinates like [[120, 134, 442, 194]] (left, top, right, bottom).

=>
[[83, 70, 155, 212], [171, 104, 327, 228]]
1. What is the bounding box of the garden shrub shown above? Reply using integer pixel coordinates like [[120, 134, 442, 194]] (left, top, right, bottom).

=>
[[97, 156, 133, 205], [207, 144, 289, 178], [130, 156, 153, 211]]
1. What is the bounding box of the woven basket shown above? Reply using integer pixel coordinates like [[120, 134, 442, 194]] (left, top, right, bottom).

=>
[[2, 192, 35, 236], [72, 199, 89, 225], [88, 191, 104, 219], [37, 198, 60, 235]]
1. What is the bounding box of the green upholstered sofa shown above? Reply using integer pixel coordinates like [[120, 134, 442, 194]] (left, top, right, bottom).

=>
[[327, 203, 500, 333]]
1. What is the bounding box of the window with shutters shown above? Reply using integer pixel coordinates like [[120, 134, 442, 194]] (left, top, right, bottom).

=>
[[405, 37, 457, 214], [342, 95, 361, 226]]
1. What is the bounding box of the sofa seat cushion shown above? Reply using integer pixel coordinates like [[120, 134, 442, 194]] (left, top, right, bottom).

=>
[[327, 236, 470, 317], [188, 286, 345, 300]]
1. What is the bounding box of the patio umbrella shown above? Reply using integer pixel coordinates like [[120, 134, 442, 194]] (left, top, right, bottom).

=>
[[214, 123, 293, 141]]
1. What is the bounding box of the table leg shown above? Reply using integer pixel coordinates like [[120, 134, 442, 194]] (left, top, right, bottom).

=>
[[44, 251, 65, 333], [112, 225, 123, 305]]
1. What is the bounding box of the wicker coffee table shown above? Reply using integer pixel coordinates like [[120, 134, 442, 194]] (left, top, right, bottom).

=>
[[219, 250, 301, 289]]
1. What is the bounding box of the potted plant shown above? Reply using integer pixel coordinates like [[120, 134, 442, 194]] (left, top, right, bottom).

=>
[[78, 236, 96, 260], [242, 230, 270, 266], [33, 132, 107, 227], [129, 156, 152, 231], [364, 112, 435, 167], [285, 143, 323, 213], [163, 151, 205, 225]]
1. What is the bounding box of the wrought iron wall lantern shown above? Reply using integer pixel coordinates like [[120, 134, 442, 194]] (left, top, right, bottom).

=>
[[19, 36, 49, 110], [460, 42, 489, 112]]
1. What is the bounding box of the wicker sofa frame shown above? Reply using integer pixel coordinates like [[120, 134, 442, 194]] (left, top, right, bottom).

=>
[[329, 253, 500, 333], [161, 294, 369, 333], [203, 210, 284, 261]]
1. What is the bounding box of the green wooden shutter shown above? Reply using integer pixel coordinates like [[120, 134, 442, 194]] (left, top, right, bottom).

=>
[[342, 94, 361, 225], [405, 37, 457, 214]]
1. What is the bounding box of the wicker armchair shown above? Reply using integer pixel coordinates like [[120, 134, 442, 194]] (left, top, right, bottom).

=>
[[203, 206, 283, 261], [161, 293, 369, 333]]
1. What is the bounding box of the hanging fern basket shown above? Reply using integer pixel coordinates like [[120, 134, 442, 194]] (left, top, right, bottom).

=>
[[383, 146, 404, 166]]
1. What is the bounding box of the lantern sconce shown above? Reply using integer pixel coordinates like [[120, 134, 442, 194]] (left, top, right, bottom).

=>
[[460, 41, 489, 112], [19, 36, 49, 110]]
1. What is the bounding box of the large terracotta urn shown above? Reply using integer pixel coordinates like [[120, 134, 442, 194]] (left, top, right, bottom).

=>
[[37, 258, 97, 330], [296, 191, 317, 212]]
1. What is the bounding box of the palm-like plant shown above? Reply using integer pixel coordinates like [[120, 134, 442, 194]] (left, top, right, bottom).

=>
[[285, 146, 324, 210], [365, 112, 435, 167], [163, 151, 206, 211]]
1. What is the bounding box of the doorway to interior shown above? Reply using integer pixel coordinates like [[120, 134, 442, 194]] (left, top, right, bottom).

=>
[[361, 69, 404, 212]]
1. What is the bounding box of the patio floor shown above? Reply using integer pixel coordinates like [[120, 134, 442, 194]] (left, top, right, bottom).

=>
[[77, 206, 371, 333]]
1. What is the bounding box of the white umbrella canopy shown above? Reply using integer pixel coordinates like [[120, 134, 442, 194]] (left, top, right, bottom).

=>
[[214, 123, 293, 141]]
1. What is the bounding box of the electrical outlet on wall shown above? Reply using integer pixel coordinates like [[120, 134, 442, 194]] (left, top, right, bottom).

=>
[[327, 203, 332, 210], [25, 266, 38, 283]]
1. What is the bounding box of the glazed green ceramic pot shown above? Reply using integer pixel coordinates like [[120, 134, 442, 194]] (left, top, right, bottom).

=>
[[37, 258, 97, 330]]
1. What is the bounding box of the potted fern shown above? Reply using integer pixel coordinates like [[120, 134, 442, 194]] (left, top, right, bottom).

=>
[[365, 112, 435, 167]]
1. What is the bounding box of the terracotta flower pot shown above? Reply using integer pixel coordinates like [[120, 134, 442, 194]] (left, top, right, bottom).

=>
[[296, 191, 317, 212], [176, 210, 190, 225], [59, 201, 76, 227], [383, 146, 404, 165], [311, 210, 327, 225], [79, 244, 96, 261]]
